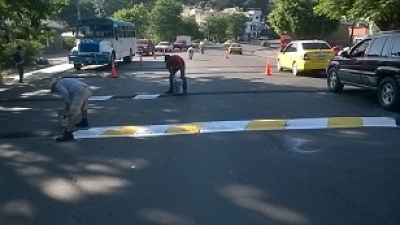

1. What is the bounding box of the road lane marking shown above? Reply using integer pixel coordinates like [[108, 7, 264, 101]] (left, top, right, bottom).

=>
[[89, 95, 113, 101], [328, 117, 363, 128], [133, 94, 161, 99], [245, 119, 288, 130], [200, 121, 251, 133], [165, 123, 203, 134], [72, 117, 399, 139]]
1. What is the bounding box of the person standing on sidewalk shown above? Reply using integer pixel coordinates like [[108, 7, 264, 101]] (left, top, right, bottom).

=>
[[13, 46, 24, 83], [50, 78, 92, 142], [164, 54, 187, 94]]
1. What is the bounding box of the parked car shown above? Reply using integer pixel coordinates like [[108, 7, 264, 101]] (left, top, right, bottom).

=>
[[229, 43, 243, 54], [155, 41, 174, 52], [277, 40, 335, 76], [223, 39, 234, 47], [173, 41, 187, 50], [327, 30, 400, 110], [137, 39, 154, 56]]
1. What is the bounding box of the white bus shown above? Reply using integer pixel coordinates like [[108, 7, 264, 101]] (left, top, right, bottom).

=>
[[68, 17, 137, 70]]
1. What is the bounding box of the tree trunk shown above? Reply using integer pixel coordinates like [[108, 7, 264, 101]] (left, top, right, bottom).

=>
[[0, 64, 4, 85], [349, 22, 355, 46]]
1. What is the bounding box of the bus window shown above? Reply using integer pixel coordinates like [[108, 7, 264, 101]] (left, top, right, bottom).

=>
[[117, 26, 123, 38], [76, 25, 113, 38]]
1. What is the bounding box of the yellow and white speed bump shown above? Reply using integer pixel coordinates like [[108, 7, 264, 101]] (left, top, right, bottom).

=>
[[73, 117, 399, 139]]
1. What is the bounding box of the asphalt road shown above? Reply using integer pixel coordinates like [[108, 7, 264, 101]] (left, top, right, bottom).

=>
[[1, 46, 399, 225]]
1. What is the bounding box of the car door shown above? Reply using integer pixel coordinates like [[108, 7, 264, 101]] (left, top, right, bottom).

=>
[[279, 43, 292, 69], [387, 35, 400, 75], [361, 36, 392, 87], [338, 39, 370, 84], [280, 43, 297, 69]]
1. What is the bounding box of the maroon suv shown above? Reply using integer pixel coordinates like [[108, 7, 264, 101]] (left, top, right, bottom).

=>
[[137, 39, 154, 56]]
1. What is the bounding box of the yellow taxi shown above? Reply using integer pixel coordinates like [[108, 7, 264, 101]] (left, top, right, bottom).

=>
[[277, 40, 335, 76], [229, 43, 243, 54], [223, 39, 234, 47]]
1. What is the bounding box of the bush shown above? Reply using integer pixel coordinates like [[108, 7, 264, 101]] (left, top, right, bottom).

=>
[[62, 37, 76, 51], [0, 40, 44, 68]]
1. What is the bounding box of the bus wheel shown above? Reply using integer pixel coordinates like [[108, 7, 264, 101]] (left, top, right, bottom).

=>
[[74, 64, 81, 70], [123, 49, 132, 63]]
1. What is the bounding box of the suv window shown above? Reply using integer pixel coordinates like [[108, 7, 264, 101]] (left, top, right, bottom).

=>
[[367, 37, 388, 56], [391, 36, 400, 57], [351, 39, 370, 57]]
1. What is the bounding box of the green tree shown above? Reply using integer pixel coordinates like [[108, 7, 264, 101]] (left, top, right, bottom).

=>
[[268, 0, 340, 39], [180, 16, 203, 39], [149, 0, 183, 42], [315, 0, 400, 31], [92, 0, 107, 17], [112, 3, 150, 38], [202, 13, 228, 42], [225, 13, 247, 39]]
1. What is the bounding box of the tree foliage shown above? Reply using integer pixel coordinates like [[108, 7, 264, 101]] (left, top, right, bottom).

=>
[[268, 0, 340, 39], [149, 0, 183, 42], [180, 16, 202, 39], [225, 13, 248, 39], [202, 13, 228, 42], [0, 0, 67, 27], [315, 0, 400, 31], [112, 3, 150, 38]]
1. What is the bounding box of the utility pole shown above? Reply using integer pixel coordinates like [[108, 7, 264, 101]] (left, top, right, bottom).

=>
[[77, 0, 81, 20]]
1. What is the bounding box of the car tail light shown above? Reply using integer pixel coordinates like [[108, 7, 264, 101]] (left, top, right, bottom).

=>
[[302, 53, 310, 60]]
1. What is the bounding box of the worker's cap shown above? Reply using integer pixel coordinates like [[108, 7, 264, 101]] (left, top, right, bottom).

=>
[[164, 55, 171, 62], [49, 78, 58, 93]]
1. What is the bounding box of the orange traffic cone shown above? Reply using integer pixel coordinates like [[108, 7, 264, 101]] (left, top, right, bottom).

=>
[[153, 51, 157, 59], [111, 64, 118, 78], [139, 55, 143, 66], [225, 50, 229, 59], [265, 59, 271, 76]]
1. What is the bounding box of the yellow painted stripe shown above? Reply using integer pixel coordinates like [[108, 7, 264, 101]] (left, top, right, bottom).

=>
[[328, 117, 363, 128], [165, 123, 202, 134], [102, 126, 140, 136], [245, 119, 288, 130]]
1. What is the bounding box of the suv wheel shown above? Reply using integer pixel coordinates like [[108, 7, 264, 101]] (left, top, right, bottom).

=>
[[378, 77, 400, 110], [327, 68, 344, 93]]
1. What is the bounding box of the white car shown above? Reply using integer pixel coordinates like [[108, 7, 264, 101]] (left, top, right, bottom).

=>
[[155, 41, 174, 52]]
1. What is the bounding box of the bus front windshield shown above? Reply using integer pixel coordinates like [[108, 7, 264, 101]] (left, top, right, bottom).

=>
[[76, 25, 114, 38]]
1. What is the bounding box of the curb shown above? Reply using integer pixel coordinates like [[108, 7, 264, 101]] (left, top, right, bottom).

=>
[[5, 64, 73, 84], [72, 117, 399, 139]]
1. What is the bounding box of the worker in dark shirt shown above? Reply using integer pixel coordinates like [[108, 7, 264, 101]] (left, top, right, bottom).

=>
[[164, 55, 187, 94]]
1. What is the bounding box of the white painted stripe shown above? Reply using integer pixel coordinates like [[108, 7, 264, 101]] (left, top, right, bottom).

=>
[[285, 118, 328, 130], [200, 120, 250, 133], [73, 127, 110, 139], [361, 117, 398, 127], [132, 125, 173, 137], [133, 94, 160, 100], [89, 95, 113, 101]]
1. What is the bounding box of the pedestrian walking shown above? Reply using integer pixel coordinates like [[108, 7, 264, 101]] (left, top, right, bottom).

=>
[[50, 78, 92, 142], [13, 46, 24, 83], [164, 54, 187, 94]]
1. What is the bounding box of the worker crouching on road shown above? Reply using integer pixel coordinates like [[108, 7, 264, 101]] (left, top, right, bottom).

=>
[[50, 78, 92, 142], [187, 46, 195, 60], [164, 54, 188, 94]]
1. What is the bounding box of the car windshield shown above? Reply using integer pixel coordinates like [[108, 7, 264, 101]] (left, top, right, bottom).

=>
[[302, 42, 331, 50], [138, 39, 148, 44], [76, 25, 113, 38], [231, 43, 240, 47]]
